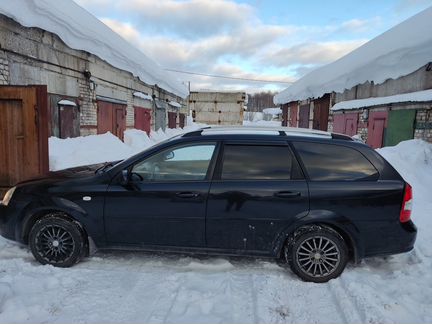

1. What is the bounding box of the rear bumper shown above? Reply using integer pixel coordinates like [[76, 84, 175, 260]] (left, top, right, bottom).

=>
[[364, 220, 417, 258]]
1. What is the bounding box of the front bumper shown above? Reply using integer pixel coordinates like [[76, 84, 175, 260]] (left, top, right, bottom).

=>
[[0, 203, 19, 241]]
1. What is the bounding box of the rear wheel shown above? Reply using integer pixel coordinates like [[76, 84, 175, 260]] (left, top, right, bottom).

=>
[[29, 214, 86, 267], [286, 225, 348, 283]]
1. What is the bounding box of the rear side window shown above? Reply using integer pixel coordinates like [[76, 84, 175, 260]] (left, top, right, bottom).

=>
[[221, 144, 300, 180], [293, 142, 378, 181]]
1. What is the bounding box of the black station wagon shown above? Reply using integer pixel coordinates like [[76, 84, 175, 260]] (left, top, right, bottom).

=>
[[0, 126, 417, 282]]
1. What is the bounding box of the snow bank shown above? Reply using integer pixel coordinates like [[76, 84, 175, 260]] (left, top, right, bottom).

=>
[[262, 108, 282, 115], [377, 139, 432, 202], [0, 0, 187, 98], [274, 6, 432, 104], [49, 132, 134, 171], [243, 120, 282, 127], [49, 125, 204, 171], [332, 89, 432, 111]]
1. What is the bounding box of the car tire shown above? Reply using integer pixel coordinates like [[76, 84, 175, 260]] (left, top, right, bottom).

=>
[[285, 225, 348, 283], [29, 214, 86, 267]]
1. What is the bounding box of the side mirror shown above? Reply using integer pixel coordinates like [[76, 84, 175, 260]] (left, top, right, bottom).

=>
[[164, 151, 175, 161], [120, 169, 129, 185]]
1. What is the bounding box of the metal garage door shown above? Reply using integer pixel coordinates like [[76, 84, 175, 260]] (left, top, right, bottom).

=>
[[168, 111, 177, 129], [97, 99, 126, 140], [384, 109, 416, 147], [134, 106, 152, 134], [367, 111, 388, 149], [298, 104, 310, 128], [155, 100, 167, 131]]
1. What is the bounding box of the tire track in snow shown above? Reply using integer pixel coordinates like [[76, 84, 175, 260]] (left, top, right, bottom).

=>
[[249, 274, 260, 324], [161, 276, 183, 324]]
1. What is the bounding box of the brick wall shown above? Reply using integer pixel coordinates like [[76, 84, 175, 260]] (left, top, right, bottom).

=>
[[414, 109, 432, 142], [0, 51, 9, 85]]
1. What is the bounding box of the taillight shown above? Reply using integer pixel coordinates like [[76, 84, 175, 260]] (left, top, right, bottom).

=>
[[400, 183, 413, 223]]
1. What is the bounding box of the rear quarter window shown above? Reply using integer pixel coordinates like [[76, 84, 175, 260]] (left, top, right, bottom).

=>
[[293, 142, 379, 181]]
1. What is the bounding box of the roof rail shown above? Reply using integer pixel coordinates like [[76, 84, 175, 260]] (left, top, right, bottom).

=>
[[181, 126, 354, 141], [181, 126, 211, 137], [331, 133, 353, 141]]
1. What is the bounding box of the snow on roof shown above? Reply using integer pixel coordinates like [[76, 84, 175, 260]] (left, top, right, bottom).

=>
[[0, 0, 188, 98], [262, 107, 282, 115], [133, 92, 153, 101], [274, 6, 432, 105], [57, 99, 76, 106], [331, 89, 432, 111], [168, 101, 182, 108]]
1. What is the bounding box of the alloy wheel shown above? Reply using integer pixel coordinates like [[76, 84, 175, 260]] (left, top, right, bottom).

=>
[[295, 235, 341, 278], [35, 224, 75, 263]]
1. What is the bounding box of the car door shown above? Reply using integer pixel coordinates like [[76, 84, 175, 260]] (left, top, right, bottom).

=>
[[206, 141, 309, 254], [104, 141, 218, 248]]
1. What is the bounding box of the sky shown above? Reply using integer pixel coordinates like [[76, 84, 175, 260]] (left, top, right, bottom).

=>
[[74, 0, 432, 94]]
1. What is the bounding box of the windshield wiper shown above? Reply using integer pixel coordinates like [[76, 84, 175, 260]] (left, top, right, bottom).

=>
[[95, 161, 117, 174]]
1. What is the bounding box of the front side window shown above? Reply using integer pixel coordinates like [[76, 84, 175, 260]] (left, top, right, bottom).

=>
[[221, 145, 297, 180], [293, 142, 378, 181], [132, 143, 216, 181]]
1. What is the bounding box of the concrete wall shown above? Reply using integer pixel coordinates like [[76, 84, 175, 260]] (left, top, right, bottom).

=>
[[188, 91, 246, 125], [335, 64, 432, 102], [0, 15, 184, 137]]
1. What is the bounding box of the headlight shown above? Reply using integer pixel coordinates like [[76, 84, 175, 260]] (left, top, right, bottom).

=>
[[1, 187, 16, 206]]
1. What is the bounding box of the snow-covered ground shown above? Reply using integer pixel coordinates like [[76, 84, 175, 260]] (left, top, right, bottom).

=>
[[0, 130, 431, 323]]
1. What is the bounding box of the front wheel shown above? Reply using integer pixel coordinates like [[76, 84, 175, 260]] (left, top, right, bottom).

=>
[[29, 214, 86, 267], [286, 225, 348, 283]]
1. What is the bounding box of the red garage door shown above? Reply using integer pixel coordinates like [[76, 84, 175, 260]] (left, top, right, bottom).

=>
[[168, 111, 177, 129], [333, 112, 358, 136], [134, 107, 151, 134], [97, 100, 126, 140], [367, 111, 388, 149]]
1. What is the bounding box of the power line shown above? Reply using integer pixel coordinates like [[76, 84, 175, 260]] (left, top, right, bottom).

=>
[[164, 68, 293, 84]]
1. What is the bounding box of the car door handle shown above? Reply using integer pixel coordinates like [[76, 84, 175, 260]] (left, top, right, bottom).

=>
[[275, 191, 301, 198], [175, 192, 200, 198]]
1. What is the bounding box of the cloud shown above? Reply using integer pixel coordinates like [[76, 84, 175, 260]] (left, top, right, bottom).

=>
[[76, 0, 380, 93], [339, 17, 382, 33], [78, 0, 257, 38], [261, 40, 367, 69], [102, 18, 291, 66]]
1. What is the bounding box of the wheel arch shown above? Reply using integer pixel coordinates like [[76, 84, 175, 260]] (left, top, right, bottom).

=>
[[274, 213, 363, 263], [20, 207, 90, 256]]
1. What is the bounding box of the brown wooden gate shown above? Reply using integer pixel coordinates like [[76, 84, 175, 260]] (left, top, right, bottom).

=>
[[312, 95, 330, 131], [97, 100, 126, 140], [0, 85, 49, 196], [48, 94, 80, 138], [134, 106, 152, 134], [298, 104, 310, 128], [168, 111, 177, 129], [289, 101, 299, 127], [367, 111, 388, 149], [281, 104, 289, 127]]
